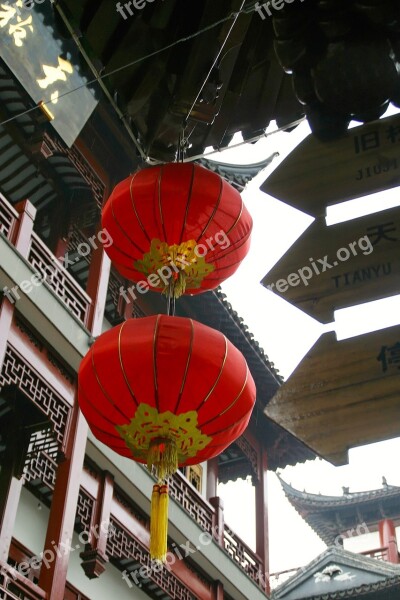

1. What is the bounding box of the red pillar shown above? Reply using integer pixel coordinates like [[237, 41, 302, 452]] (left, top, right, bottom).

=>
[[209, 497, 224, 545], [39, 398, 88, 598], [379, 519, 399, 563], [86, 233, 111, 337], [206, 457, 219, 500], [13, 200, 37, 257], [255, 445, 270, 594], [212, 580, 224, 600], [0, 200, 34, 562], [80, 471, 114, 578]]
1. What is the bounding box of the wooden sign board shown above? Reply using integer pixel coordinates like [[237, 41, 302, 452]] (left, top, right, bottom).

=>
[[264, 325, 400, 466], [261, 205, 400, 323], [261, 113, 400, 216]]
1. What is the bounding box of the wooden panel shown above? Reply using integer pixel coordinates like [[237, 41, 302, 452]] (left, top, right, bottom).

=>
[[261, 113, 400, 216], [265, 326, 400, 466], [261, 206, 400, 323]]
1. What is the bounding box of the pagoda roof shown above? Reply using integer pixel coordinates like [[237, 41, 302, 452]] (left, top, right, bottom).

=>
[[174, 290, 316, 471], [279, 477, 400, 545], [197, 154, 279, 191], [273, 546, 400, 600]]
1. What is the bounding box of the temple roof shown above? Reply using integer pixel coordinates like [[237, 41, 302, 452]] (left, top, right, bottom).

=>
[[175, 290, 316, 472], [198, 154, 279, 191], [272, 546, 400, 600], [279, 477, 400, 546]]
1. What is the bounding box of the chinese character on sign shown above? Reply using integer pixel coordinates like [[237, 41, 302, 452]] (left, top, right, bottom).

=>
[[377, 342, 400, 373], [353, 131, 380, 154], [386, 125, 400, 144], [365, 222, 398, 246], [37, 57, 74, 104], [0, 2, 33, 47]]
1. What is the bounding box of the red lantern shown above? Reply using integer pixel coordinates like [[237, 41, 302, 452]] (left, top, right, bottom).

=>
[[101, 163, 252, 297], [78, 315, 256, 560]]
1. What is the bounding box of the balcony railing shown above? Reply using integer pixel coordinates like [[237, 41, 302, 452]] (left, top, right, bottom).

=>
[[170, 470, 215, 534], [224, 523, 264, 588], [28, 233, 91, 326], [361, 546, 389, 561], [0, 561, 47, 600]]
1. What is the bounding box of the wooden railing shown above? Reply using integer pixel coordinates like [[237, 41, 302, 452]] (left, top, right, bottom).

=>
[[0, 561, 47, 600], [0, 193, 18, 241], [361, 546, 389, 561], [28, 233, 92, 326], [170, 470, 215, 534], [223, 523, 265, 589]]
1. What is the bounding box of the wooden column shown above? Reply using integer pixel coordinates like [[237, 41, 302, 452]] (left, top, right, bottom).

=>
[[212, 580, 224, 600], [255, 445, 270, 594], [379, 519, 399, 563], [80, 471, 114, 579], [206, 457, 219, 500], [13, 200, 36, 258], [39, 398, 88, 599], [0, 390, 24, 563], [0, 200, 36, 563], [209, 496, 224, 545], [86, 233, 111, 337]]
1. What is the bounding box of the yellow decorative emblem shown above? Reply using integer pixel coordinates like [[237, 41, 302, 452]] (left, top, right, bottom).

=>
[[116, 403, 211, 463], [134, 238, 215, 298]]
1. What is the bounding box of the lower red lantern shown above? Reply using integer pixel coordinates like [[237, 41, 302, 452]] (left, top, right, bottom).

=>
[[78, 315, 256, 561]]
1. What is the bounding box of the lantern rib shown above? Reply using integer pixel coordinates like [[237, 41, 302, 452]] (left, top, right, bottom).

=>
[[204, 235, 251, 270], [88, 348, 131, 421], [129, 172, 152, 244], [89, 419, 129, 444], [78, 382, 128, 430], [178, 164, 196, 245], [201, 408, 250, 438], [225, 197, 244, 236], [173, 318, 195, 414], [118, 321, 139, 409], [195, 176, 223, 243], [157, 166, 168, 241], [194, 336, 228, 413], [110, 185, 147, 255], [198, 366, 249, 429], [79, 358, 129, 425], [153, 315, 162, 412]]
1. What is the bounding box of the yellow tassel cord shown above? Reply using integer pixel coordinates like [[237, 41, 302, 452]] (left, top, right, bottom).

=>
[[147, 438, 177, 562]]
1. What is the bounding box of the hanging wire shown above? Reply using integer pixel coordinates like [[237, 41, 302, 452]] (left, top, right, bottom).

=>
[[183, 0, 246, 128]]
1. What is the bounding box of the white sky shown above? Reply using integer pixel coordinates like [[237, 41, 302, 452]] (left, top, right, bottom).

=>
[[212, 107, 400, 575]]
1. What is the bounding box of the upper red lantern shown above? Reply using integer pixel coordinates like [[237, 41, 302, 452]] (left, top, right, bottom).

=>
[[101, 163, 252, 297]]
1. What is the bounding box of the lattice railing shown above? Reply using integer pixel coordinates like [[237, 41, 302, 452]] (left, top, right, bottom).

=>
[[361, 546, 389, 561], [76, 489, 96, 534], [223, 524, 264, 589], [0, 345, 71, 447], [0, 192, 18, 241], [28, 233, 91, 326], [0, 561, 47, 600], [107, 518, 197, 600], [169, 470, 214, 534]]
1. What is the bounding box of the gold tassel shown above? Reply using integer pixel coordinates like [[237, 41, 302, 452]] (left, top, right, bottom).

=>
[[147, 439, 177, 562], [150, 484, 160, 557]]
